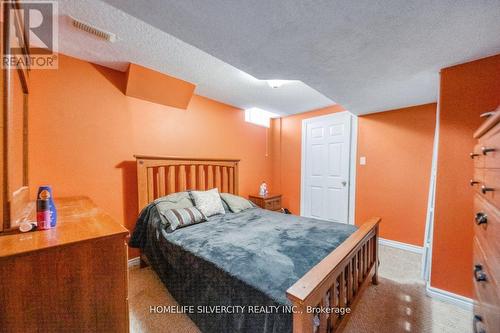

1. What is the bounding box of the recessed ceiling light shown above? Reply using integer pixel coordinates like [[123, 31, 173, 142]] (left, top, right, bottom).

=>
[[266, 80, 288, 89]]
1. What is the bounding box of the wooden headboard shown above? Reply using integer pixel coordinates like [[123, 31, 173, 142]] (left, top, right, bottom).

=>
[[135, 155, 240, 211]]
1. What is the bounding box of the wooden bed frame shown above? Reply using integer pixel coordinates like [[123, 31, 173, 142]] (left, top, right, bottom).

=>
[[135, 155, 380, 333]]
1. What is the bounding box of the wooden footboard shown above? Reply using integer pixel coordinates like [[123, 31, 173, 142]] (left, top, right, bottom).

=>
[[287, 218, 380, 333]]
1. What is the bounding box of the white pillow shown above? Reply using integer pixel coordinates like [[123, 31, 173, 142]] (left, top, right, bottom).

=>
[[220, 193, 254, 213], [190, 188, 225, 217]]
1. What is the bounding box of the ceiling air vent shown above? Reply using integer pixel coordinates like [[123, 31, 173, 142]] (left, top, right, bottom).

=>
[[70, 16, 117, 42]]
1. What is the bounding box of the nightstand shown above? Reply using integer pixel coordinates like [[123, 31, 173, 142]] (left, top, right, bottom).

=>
[[249, 194, 282, 211]]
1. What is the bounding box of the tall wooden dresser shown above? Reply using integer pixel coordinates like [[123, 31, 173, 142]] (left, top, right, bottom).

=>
[[471, 108, 500, 333], [0, 196, 130, 332]]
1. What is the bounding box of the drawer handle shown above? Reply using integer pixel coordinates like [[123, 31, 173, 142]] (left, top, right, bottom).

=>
[[473, 314, 486, 333], [470, 153, 480, 159], [475, 212, 488, 225], [481, 146, 496, 155], [470, 180, 480, 186], [481, 185, 494, 194], [474, 264, 487, 282], [480, 111, 497, 118]]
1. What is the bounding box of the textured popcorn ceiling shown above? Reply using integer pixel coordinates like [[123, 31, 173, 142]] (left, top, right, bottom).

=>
[[56, 0, 333, 115], [60, 0, 500, 115]]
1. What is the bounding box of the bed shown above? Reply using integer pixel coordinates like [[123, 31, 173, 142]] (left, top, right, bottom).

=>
[[130, 155, 380, 333]]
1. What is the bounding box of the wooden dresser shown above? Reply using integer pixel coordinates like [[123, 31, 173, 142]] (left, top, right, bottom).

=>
[[471, 109, 500, 333], [0, 196, 130, 333], [249, 194, 282, 211]]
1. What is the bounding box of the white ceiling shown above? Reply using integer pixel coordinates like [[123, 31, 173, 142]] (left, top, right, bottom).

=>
[[56, 0, 334, 116], [59, 1, 500, 115]]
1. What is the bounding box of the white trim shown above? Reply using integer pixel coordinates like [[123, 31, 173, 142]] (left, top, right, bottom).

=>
[[426, 285, 474, 310], [378, 237, 423, 254], [300, 115, 307, 216], [300, 111, 357, 225], [348, 115, 358, 225], [128, 257, 141, 268], [422, 75, 442, 282]]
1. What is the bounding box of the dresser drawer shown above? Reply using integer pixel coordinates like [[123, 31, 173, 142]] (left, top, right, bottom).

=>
[[472, 305, 483, 333], [472, 168, 484, 193], [474, 194, 500, 273], [473, 237, 500, 332], [480, 122, 500, 169], [473, 303, 496, 333], [472, 144, 485, 169], [249, 195, 282, 211], [264, 198, 281, 211], [474, 235, 500, 287], [480, 169, 500, 208]]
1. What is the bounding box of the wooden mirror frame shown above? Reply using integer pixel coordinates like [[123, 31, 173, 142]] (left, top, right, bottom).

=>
[[1, 0, 30, 232]]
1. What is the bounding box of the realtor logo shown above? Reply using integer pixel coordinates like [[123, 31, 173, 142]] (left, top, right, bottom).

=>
[[1, 0, 58, 69]]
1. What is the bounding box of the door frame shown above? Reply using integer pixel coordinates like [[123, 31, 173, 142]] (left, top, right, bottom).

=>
[[422, 85, 441, 282], [300, 111, 358, 225]]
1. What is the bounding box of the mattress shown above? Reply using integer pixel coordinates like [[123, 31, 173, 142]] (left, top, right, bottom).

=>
[[130, 204, 357, 333]]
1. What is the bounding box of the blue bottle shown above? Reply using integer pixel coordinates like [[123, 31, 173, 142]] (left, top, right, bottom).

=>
[[37, 186, 57, 227]]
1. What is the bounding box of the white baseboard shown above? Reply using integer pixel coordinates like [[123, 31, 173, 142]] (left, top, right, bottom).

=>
[[379, 238, 472, 310], [379, 237, 423, 254], [128, 257, 141, 268], [426, 285, 474, 310]]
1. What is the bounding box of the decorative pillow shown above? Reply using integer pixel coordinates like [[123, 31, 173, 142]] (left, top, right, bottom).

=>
[[154, 192, 194, 212], [164, 207, 206, 232], [190, 188, 226, 217], [220, 193, 254, 213], [220, 198, 231, 213]]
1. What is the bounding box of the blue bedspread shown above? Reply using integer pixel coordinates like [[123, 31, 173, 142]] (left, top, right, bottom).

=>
[[130, 204, 357, 333]]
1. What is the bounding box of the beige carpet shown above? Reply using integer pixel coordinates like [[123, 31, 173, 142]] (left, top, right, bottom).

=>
[[129, 245, 471, 333]]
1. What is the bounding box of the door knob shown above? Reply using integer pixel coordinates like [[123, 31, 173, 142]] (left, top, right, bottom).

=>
[[341, 181, 347, 187], [475, 212, 487, 225], [474, 264, 487, 282]]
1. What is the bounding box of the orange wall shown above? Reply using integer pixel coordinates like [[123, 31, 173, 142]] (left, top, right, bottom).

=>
[[270, 105, 345, 214], [125, 63, 195, 109], [28, 54, 272, 257], [355, 104, 436, 246], [272, 103, 436, 247], [431, 54, 500, 297], [27, 51, 500, 297]]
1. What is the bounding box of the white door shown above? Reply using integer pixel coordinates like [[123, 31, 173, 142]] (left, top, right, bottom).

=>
[[301, 112, 352, 223]]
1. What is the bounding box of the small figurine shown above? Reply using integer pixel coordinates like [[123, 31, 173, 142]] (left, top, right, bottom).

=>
[[259, 181, 268, 196]]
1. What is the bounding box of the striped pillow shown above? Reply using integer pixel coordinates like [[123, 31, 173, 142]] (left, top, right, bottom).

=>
[[164, 207, 206, 232]]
